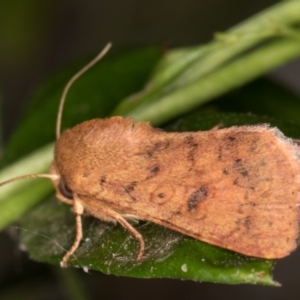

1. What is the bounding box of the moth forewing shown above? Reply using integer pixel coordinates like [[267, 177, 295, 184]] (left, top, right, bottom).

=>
[[52, 118, 300, 261]]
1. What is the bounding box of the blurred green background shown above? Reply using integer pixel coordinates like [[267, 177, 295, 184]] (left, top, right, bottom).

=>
[[1, 0, 300, 141], [1, 0, 300, 299]]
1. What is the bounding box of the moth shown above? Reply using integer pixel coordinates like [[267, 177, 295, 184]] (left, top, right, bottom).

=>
[[2, 44, 300, 267]]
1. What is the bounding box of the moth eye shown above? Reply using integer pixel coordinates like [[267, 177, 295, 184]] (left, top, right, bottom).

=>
[[59, 179, 73, 200]]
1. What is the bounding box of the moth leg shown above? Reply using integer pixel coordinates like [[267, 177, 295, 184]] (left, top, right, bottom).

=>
[[91, 207, 145, 262], [116, 215, 145, 262], [60, 194, 84, 268]]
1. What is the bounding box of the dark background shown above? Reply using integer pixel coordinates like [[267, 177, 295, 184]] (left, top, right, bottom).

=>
[[1, 0, 300, 299]]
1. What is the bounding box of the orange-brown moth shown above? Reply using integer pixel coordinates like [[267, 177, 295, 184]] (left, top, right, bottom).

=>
[[1, 44, 300, 267]]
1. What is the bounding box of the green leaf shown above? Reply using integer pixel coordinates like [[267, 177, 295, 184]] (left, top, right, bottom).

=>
[[212, 78, 300, 126], [20, 193, 275, 285]]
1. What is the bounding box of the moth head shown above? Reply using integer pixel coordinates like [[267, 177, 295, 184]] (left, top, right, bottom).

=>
[[49, 162, 74, 205]]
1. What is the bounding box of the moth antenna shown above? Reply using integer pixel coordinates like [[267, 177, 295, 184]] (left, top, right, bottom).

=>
[[0, 174, 59, 188], [56, 42, 112, 140]]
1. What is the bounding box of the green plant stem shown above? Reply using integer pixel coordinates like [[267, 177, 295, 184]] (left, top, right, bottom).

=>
[[0, 144, 53, 230], [113, 0, 300, 119], [125, 37, 300, 125], [0, 180, 53, 230], [158, 0, 300, 89]]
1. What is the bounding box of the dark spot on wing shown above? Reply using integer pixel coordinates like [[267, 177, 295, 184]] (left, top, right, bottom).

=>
[[236, 216, 251, 230], [234, 159, 249, 177], [150, 165, 160, 173], [184, 135, 199, 162], [136, 140, 171, 158], [188, 186, 208, 212], [146, 151, 154, 157], [146, 164, 161, 180], [171, 210, 182, 217], [153, 140, 171, 151], [184, 135, 198, 147], [125, 181, 137, 193], [100, 176, 106, 185], [149, 140, 171, 156], [124, 181, 137, 201]]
